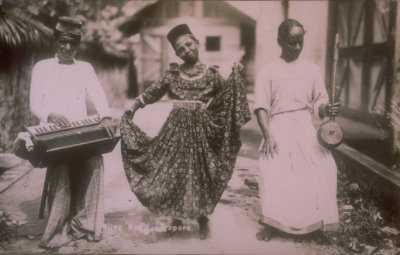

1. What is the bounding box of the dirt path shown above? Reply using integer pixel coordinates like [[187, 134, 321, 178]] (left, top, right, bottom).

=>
[[0, 102, 348, 254]]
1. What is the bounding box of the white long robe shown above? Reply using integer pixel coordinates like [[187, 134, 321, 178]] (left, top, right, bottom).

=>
[[254, 57, 339, 234], [29, 57, 110, 247]]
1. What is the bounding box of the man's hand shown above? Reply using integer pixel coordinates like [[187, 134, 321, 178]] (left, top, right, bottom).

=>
[[48, 113, 70, 127], [259, 136, 279, 160], [318, 102, 341, 119], [101, 117, 116, 140], [325, 102, 341, 117]]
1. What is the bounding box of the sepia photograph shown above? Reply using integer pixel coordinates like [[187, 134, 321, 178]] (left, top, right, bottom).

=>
[[0, 0, 400, 254]]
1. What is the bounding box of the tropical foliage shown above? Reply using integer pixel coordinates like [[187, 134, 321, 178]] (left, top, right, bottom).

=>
[[0, 1, 52, 70], [1, 0, 152, 62]]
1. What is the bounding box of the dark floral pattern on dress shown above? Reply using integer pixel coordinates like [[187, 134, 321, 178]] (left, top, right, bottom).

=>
[[120, 63, 251, 219]]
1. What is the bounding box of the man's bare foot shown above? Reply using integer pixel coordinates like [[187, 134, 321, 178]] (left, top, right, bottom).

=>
[[165, 218, 183, 237], [197, 216, 209, 240], [256, 227, 273, 242]]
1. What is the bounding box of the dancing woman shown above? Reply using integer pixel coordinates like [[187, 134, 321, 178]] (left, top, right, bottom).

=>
[[120, 24, 251, 240]]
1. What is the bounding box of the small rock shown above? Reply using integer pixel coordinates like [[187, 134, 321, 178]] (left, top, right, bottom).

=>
[[341, 205, 354, 210], [342, 211, 351, 217], [349, 183, 360, 191], [363, 245, 378, 255], [373, 247, 400, 255], [384, 238, 395, 249], [244, 179, 258, 190], [5, 221, 16, 227], [373, 212, 384, 222], [349, 237, 363, 253], [381, 226, 400, 236], [219, 199, 234, 205], [27, 234, 35, 240], [18, 220, 28, 226], [58, 246, 75, 253]]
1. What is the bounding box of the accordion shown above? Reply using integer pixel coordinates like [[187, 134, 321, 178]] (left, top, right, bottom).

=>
[[24, 115, 120, 167]]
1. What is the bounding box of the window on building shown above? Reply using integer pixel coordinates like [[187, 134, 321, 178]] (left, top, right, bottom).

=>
[[206, 36, 221, 51], [180, 1, 195, 16], [203, 1, 224, 17]]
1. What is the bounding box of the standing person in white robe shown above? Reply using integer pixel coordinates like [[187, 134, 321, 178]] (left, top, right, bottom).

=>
[[254, 19, 340, 242]]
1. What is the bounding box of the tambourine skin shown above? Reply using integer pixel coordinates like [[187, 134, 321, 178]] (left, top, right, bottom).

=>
[[317, 120, 344, 149]]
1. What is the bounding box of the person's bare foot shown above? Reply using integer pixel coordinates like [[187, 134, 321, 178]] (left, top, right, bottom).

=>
[[312, 229, 331, 245], [197, 216, 209, 240], [256, 227, 273, 242], [165, 218, 183, 237], [171, 218, 183, 227]]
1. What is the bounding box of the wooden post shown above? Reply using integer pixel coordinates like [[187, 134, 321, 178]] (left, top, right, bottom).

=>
[[39, 169, 50, 219], [255, 1, 283, 77], [194, 1, 202, 17], [392, 1, 400, 164], [282, 0, 289, 19]]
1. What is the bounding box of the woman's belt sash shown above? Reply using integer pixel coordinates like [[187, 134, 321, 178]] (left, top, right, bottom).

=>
[[271, 106, 311, 116], [173, 100, 207, 110]]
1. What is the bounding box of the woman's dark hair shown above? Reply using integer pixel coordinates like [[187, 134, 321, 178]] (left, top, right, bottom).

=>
[[278, 19, 304, 41], [54, 30, 81, 42]]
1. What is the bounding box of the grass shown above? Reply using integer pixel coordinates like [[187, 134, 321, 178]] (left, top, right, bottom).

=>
[[328, 169, 400, 253], [0, 209, 18, 243]]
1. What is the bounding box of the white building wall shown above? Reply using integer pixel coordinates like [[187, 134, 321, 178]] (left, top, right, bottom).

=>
[[289, 1, 329, 69], [255, 1, 329, 86], [198, 26, 242, 78], [141, 21, 243, 79], [254, 1, 284, 81], [167, 24, 242, 78]]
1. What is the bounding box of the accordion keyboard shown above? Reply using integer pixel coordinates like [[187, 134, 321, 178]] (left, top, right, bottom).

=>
[[27, 116, 101, 136], [23, 115, 119, 167]]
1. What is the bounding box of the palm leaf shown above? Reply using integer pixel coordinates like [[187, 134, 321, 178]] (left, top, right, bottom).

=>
[[0, 9, 52, 50], [5, 17, 23, 46], [0, 17, 16, 46]]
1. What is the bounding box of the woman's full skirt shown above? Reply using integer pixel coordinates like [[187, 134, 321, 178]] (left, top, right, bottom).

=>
[[120, 72, 250, 219]]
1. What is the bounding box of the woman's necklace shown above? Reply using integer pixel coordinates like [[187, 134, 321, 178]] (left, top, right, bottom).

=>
[[179, 63, 205, 78]]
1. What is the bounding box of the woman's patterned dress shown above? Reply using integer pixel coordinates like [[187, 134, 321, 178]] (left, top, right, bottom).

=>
[[120, 63, 250, 219]]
